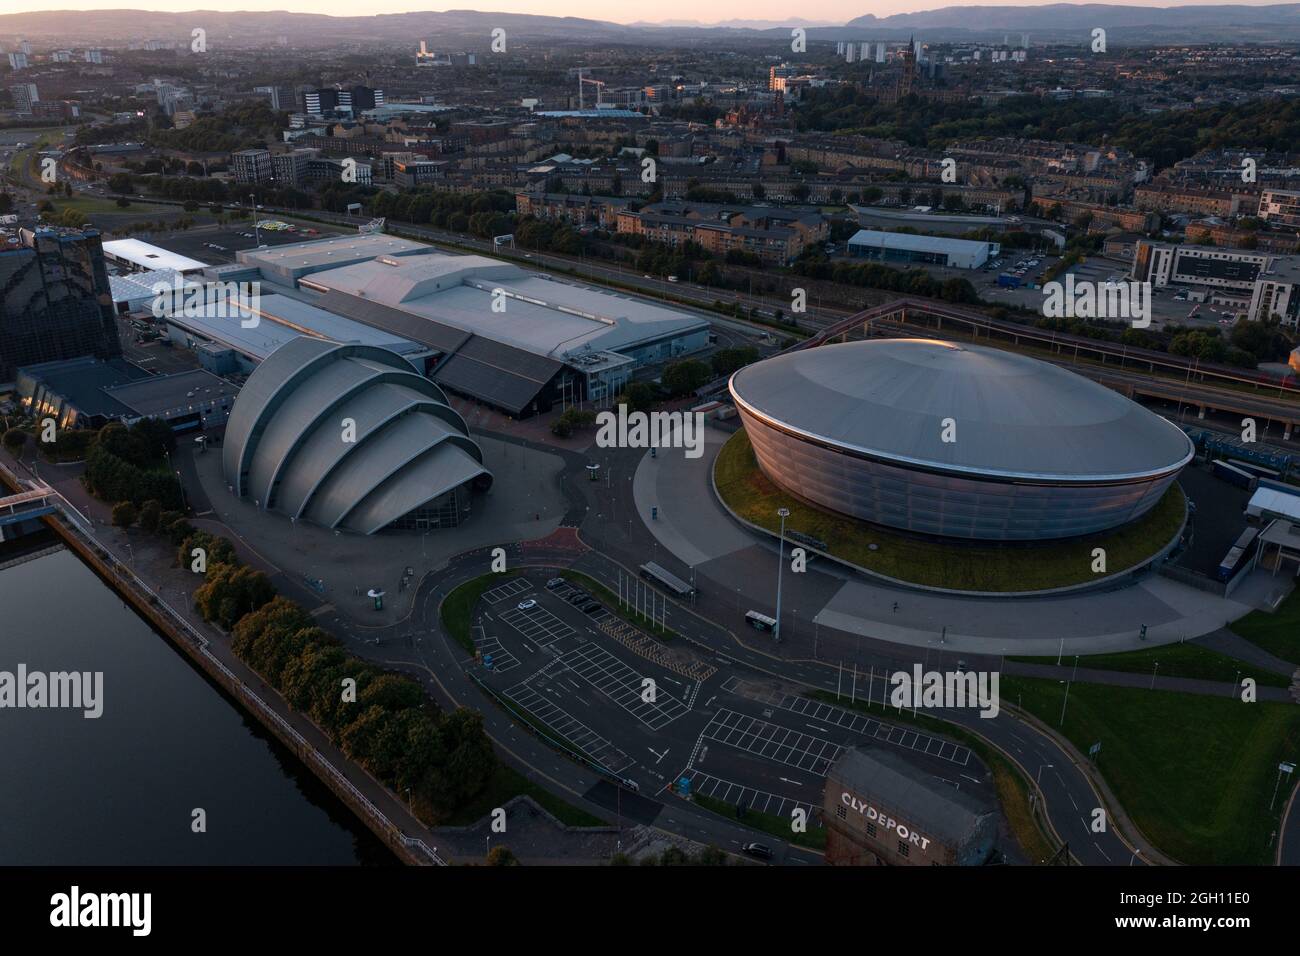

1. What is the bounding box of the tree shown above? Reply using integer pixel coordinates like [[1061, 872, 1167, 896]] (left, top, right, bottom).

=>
[[2, 428, 26, 453], [623, 382, 656, 414], [711, 346, 759, 377], [138, 499, 163, 533], [661, 359, 712, 396], [111, 501, 138, 527], [486, 846, 519, 866]]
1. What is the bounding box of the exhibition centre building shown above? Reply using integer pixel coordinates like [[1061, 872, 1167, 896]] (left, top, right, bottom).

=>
[[728, 339, 1195, 541]]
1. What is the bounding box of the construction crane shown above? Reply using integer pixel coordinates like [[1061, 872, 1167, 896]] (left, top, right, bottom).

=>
[[577, 68, 605, 109]]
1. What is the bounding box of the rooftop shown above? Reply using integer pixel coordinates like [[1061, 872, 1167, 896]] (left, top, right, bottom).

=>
[[730, 339, 1194, 482], [846, 229, 998, 254], [830, 746, 993, 847], [299, 253, 708, 360], [164, 292, 425, 362], [102, 238, 208, 274]]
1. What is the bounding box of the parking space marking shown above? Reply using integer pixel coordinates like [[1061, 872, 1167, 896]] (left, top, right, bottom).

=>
[[701, 709, 842, 776], [474, 636, 519, 674], [557, 644, 690, 730], [678, 769, 820, 824], [498, 604, 575, 647], [483, 578, 531, 604], [722, 678, 972, 767], [503, 683, 635, 775]]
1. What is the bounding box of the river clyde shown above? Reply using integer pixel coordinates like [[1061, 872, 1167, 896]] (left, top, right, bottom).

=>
[[0, 542, 393, 865]]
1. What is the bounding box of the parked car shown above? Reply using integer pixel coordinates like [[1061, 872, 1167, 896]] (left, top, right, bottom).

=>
[[545, 578, 565, 590]]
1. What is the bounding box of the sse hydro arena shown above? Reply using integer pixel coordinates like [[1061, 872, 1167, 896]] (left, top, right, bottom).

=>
[[728, 339, 1194, 542]]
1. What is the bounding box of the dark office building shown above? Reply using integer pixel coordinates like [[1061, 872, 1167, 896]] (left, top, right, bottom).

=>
[[302, 85, 383, 116], [0, 226, 121, 389]]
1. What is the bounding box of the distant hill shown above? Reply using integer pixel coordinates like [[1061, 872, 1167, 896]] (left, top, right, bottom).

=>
[[844, 3, 1300, 38], [5, 5, 1300, 46], [0, 9, 630, 46]]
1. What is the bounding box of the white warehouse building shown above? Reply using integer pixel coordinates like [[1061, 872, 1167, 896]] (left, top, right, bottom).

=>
[[846, 230, 1000, 270]]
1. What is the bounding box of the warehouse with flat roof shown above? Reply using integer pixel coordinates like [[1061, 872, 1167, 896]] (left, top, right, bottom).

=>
[[161, 292, 430, 375], [846, 229, 1000, 269], [16, 357, 237, 432], [235, 233, 434, 286], [296, 252, 708, 416], [102, 238, 209, 275]]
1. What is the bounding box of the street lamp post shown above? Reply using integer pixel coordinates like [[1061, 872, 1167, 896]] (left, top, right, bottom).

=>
[[774, 508, 790, 644]]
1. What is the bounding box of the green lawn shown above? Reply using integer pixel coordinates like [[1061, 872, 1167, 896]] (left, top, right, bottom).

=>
[[714, 429, 1185, 592], [443, 763, 607, 828], [1011, 641, 1292, 688], [694, 793, 827, 851], [1001, 675, 1300, 865], [810, 691, 1059, 864], [1231, 586, 1300, 665], [439, 572, 516, 654], [562, 570, 675, 640]]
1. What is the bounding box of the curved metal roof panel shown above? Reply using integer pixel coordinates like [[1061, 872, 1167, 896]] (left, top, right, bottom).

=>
[[729, 339, 1194, 482], [273, 383, 471, 517], [344, 444, 489, 535], [304, 413, 480, 529], [221, 338, 489, 533]]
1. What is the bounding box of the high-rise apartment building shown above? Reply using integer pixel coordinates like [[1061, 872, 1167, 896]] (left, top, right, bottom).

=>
[[231, 148, 273, 184]]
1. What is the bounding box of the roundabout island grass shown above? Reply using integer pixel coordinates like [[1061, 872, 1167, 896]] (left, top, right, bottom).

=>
[[713, 429, 1185, 593]]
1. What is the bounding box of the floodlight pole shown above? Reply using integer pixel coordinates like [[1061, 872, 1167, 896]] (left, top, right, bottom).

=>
[[774, 507, 790, 644]]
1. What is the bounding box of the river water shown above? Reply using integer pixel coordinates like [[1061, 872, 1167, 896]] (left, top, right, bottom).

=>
[[0, 542, 394, 865]]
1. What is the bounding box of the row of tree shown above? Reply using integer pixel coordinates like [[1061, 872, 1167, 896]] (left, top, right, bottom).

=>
[[109, 480, 501, 826], [790, 258, 980, 304], [230, 596, 497, 824], [82, 422, 184, 511]]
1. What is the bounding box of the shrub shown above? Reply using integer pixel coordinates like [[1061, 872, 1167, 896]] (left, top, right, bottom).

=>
[[110, 501, 138, 527]]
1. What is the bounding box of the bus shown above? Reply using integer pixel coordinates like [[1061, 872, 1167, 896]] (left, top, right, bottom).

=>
[[1217, 527, 1260, 582], [745, 610, 778, 632], [1212, 459, 1258, 492], [638, 561, 695, 598], [1233, 460, 1281, 481]]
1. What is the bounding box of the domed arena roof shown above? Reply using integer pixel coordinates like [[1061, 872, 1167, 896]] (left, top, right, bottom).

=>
[[222, 337, 490, 534], [728, 339, 1194, 482]]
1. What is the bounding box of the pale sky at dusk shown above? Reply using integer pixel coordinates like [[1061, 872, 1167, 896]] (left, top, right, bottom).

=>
[[0, 0, 1271, 26]]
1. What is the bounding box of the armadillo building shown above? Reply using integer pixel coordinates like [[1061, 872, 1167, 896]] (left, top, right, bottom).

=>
[[729, 338, 1194, 541], [222, 337, 491, 534]]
